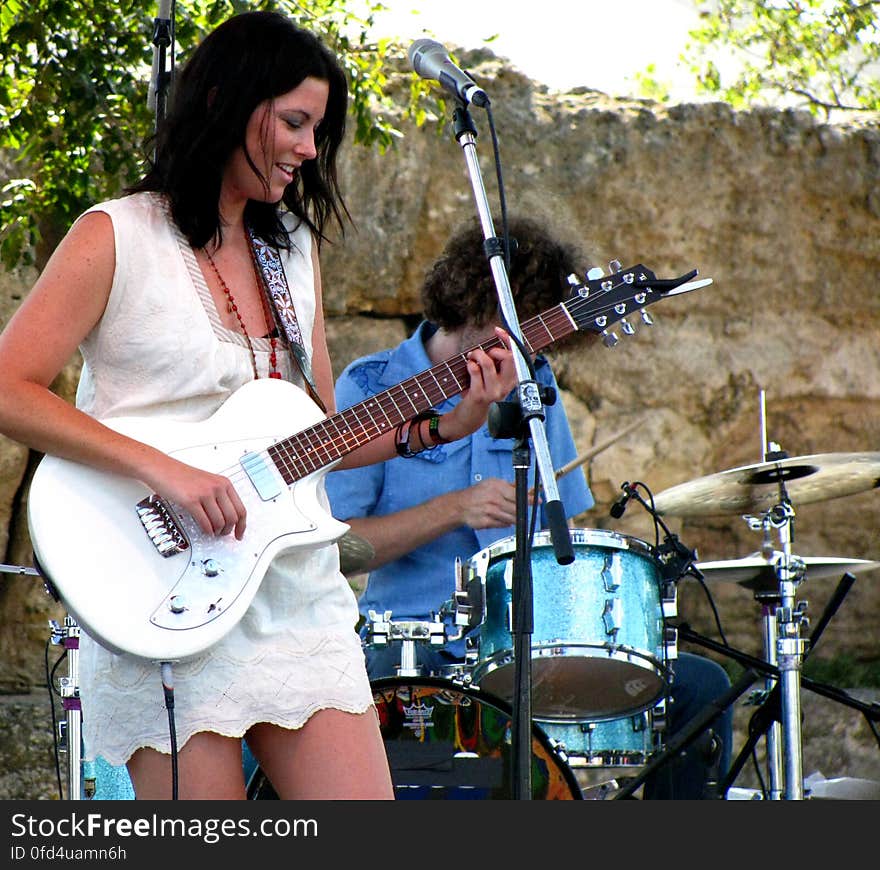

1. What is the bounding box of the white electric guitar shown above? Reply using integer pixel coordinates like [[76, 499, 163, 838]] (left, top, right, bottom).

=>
[[28, 264, 706, 662]]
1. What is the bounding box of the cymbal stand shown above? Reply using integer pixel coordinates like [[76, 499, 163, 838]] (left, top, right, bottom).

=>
[[0, 563, 85, 799], [743, 490, 809, 800], [48, 615, 85, 800], [685, 570, 877, 796]]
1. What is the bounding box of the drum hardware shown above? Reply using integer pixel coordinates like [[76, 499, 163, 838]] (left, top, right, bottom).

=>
[[446, 554, 484, 633], [651, 387, 880, 798], [676, 571, 880, 798], [0, 562, 41, 577], [364, 610, 448, 677], [696, 549, 879, 793], [0, 562, 88, 800], [47, 615, 87, 800]]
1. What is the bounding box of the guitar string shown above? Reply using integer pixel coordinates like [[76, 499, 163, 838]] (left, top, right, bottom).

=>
[[174, 283, 654, 502], [275, 283, 652, 478], [216, 307, 561, 488], [202, 286, 652, 496]]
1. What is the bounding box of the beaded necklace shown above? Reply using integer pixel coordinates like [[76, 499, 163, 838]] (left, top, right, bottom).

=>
[[203, 241, 281, 380]]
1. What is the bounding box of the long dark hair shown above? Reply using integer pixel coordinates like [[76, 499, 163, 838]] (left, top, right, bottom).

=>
[[128, 10, 349, 249]]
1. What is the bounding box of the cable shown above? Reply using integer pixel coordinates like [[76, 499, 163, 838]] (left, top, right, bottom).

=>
[[486, 105, 510, 272], [160, 661, 179, 799]]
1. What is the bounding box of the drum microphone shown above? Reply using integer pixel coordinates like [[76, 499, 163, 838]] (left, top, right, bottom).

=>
[[610, 482, 635, 518], [407, 39, 490, 107]]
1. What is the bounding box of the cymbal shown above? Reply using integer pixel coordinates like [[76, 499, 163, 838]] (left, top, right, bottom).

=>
[[653, 452, 880, 517], [696, 552, 880, 592], [337, 530, 375, 576]]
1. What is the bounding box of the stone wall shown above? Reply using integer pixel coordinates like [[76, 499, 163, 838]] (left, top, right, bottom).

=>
[[1, 51, 879, 796]]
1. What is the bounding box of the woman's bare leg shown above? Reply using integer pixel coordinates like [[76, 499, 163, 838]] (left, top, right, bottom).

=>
[[127, 731, 246, 800], [247, 708, 393, 800]]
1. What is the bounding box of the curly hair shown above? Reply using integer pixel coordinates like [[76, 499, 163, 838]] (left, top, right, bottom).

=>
[[128, 11, 348, 250], [420, 216, 585, 330]]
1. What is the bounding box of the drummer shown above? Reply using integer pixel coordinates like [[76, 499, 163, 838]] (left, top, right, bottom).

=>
[[326, 215, 733, 799]]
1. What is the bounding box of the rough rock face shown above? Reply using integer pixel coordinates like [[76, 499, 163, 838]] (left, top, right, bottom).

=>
[[1, 53, 878, 796], [321, 59, 880, 678]]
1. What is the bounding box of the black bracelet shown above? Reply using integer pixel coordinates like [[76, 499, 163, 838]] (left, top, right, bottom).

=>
[[395, 409, 437, 458]]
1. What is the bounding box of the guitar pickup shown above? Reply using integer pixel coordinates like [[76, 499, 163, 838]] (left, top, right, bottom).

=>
[[240, 451, 283, 501], [136, 495, 190, 557]]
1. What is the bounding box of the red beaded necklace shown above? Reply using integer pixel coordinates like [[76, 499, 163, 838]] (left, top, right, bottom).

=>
[[203, 242, 281, 380]]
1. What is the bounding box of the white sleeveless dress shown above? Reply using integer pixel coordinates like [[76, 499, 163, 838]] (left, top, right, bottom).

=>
[[73, 192, 372, 766]]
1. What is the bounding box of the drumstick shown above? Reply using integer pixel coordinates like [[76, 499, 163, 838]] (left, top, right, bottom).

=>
[[554, 415, 649, 480]]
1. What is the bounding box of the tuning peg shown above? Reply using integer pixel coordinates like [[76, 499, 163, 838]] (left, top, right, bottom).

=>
[[601, 330, 619, 348], [641, 310, 654, 326], [620, 318, 635, 336], [586, 267, 604, 281], [609, 259, 622, 273], [567, 273, 581, 287]]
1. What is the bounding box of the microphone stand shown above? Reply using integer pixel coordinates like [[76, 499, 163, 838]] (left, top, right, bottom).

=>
[[147, 1, 174, 150], [450, 102, 573, 800], [510, 438, 534, 798]]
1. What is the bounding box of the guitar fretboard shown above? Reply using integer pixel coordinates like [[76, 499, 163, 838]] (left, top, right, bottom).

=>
[[266, 302, 576, 484]]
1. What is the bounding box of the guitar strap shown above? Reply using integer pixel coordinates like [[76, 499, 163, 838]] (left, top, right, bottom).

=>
[[246, 223, 327, 413]]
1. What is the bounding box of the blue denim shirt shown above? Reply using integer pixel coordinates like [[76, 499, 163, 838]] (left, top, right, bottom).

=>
[[326, 321, 594, 628]]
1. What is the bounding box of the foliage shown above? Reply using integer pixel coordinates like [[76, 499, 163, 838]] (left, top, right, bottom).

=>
[[0, 0, 438, 270], [683, 0, 880, 116]]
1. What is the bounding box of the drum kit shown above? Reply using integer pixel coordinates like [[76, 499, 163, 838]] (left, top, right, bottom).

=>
[[331, 423, 880, 800], [5, 407, 880, 800]]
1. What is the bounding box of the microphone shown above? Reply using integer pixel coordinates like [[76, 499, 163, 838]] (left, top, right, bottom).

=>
[[147, 0, 173, 111], [609, 482, 634, 519], [407, 39, 490, 108]]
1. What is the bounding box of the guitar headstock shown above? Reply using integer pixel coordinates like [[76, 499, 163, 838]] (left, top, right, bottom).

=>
[[564, 262, 699, 347]]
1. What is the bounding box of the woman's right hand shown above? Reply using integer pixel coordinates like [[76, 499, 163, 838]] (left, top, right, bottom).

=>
[[146, 455, 248, 540]]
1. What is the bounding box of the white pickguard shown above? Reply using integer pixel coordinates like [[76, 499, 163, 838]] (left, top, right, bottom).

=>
[[27, 378, 348, 663]]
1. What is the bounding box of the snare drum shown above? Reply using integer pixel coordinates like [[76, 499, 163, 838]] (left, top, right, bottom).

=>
[[538, 707, 663, 769], [465, 529, 676, 721], [247, 677, 581, 800]]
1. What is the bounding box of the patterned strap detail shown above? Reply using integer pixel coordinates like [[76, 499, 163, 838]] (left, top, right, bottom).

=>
[[247, 225, 326, 412]]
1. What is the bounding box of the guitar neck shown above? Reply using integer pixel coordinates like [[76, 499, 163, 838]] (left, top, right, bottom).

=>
[[267, 303, 577, 484]]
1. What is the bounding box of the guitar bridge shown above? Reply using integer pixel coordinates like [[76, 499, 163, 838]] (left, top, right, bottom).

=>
[[136, 495, 190, 557]]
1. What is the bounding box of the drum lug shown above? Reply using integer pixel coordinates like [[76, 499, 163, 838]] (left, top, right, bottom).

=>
[[601, 553, 622, 593], [602, 598, 623, 636], [651, 698, 669, 735], [661, 580, 678, 618], [664, 625, 679, 661]]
